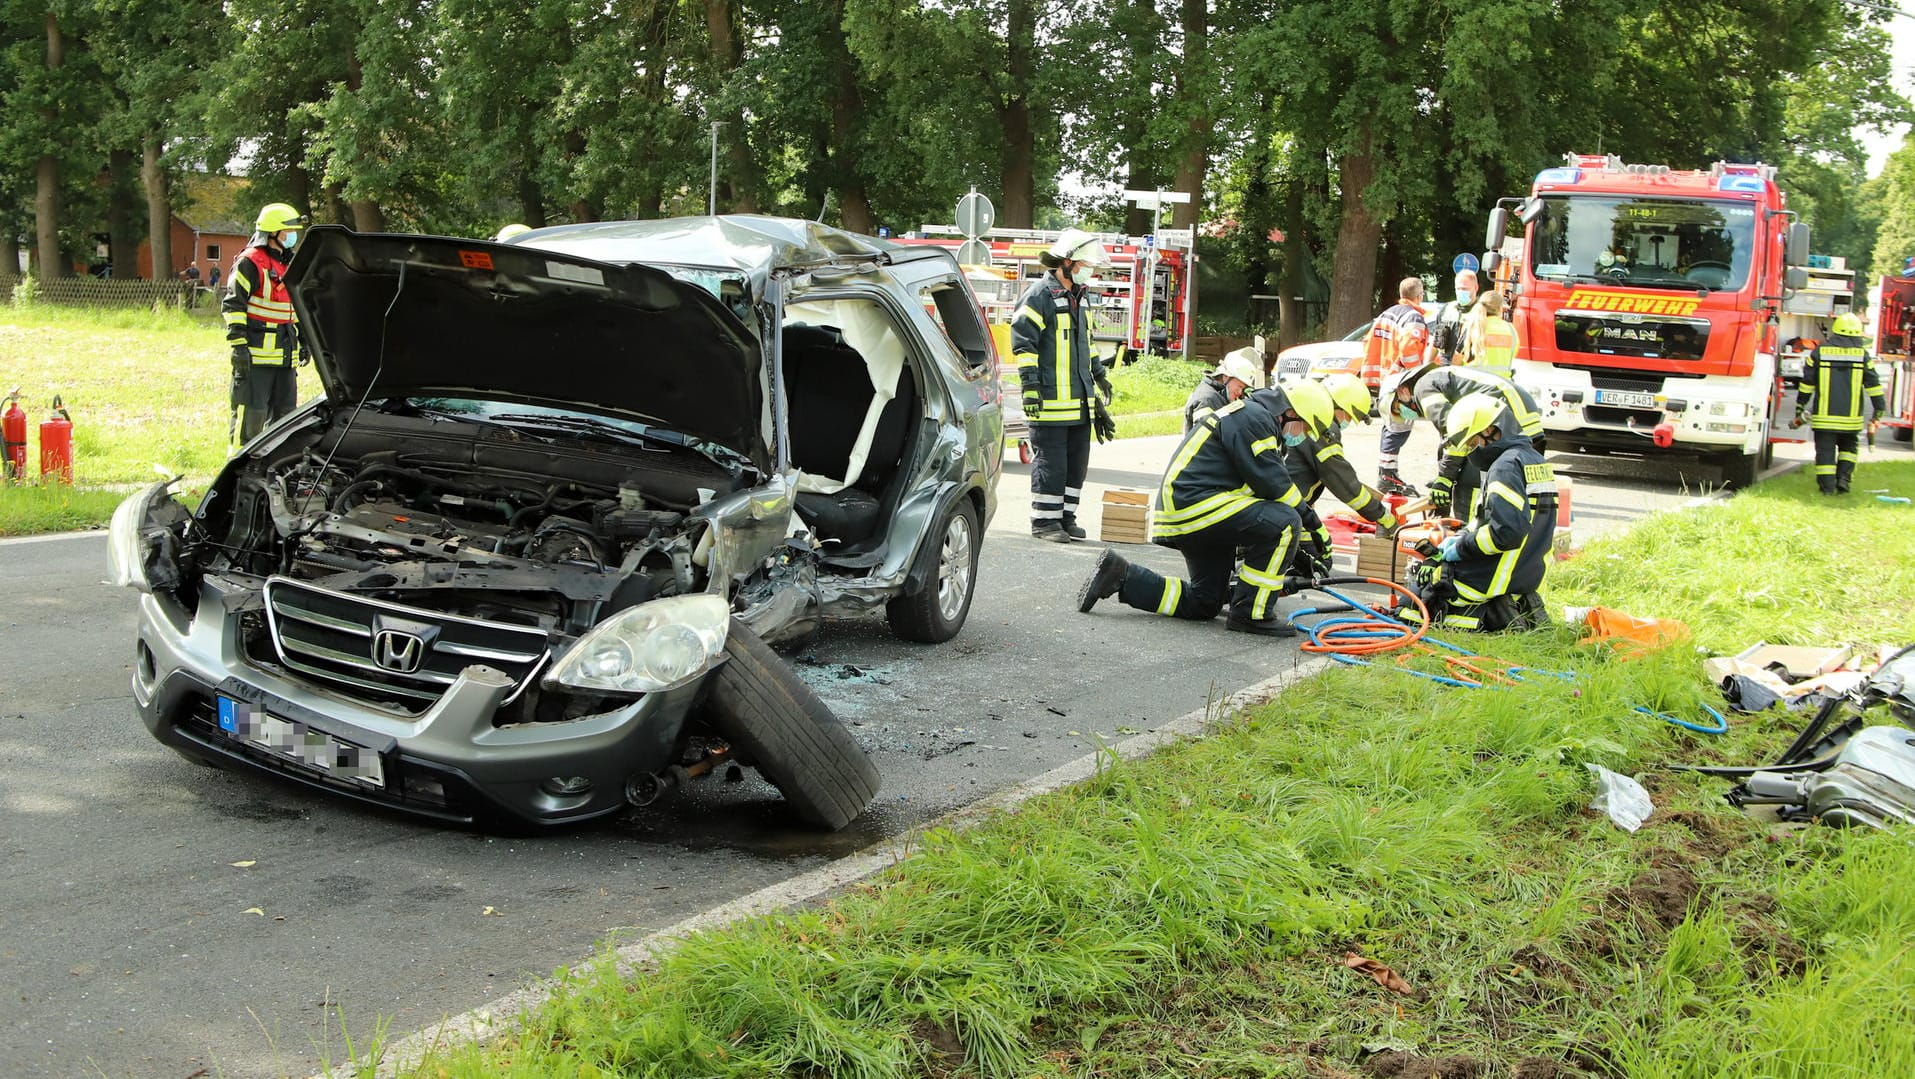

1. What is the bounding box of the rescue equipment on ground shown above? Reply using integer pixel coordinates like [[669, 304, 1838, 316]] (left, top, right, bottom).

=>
[[39, 395, 73, 485], [2, 388, 25, 483]]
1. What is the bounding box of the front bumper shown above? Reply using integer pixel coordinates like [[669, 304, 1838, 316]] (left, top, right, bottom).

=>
[[130, 581, 702, 827], [1523, 372, 1768, 455]]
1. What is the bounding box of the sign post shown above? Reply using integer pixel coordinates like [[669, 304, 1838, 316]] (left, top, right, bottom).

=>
[[954, 188, 996, 268], [1123, 189, 1193, 359]]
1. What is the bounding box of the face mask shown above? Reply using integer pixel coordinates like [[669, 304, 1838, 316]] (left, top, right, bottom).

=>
[[1457, 289, 1476, 305], [1282, 432, 1306, 448], [279, 230, 300, 249], [1396, 403, 1418, 423]]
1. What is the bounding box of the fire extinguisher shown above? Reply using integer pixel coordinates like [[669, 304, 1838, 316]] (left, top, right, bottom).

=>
[[2, 389, 26, 483], [39, 394, 73, 485]]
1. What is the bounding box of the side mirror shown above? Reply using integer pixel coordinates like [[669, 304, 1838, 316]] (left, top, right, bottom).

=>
[[1484, 250, 1503, 275], [1787, 222, 1811, 267], [1485, 208, 1510, 252], [1785, 266, 1807, 291], [1518, 198, 1545, 226]]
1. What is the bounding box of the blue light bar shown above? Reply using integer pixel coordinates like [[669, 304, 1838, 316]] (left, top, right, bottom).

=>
[[1717, 174, 1765, 193], [1535, 167, 1582, 185]]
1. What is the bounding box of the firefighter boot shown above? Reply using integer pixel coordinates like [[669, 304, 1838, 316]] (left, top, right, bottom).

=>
[[1077, 549, 1130, 613], [1378, 471, 1422, 498], [1837, 461, 1855, 495], [1061, 517, 1088, 540]]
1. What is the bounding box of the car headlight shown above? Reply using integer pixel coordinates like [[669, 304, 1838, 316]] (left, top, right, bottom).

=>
[[547, 594, 731, 694], [105, 482, 166, 593]]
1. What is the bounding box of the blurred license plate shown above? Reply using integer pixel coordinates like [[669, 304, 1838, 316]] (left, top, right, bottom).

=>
[[216, 696, 383, 787], [1595, 389, 1657, 408]]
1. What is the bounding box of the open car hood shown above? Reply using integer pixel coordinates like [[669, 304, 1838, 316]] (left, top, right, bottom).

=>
[[285, 227, 768, 468]]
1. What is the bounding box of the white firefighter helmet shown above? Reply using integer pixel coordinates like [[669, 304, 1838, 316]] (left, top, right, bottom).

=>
[[1215, 346, 1266, 389], [1048, 228, 1113, 270]]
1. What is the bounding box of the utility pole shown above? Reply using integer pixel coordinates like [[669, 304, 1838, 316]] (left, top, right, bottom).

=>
[[708, 121, 724, 216]]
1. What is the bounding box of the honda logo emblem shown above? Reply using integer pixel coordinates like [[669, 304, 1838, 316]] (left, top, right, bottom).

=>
[[371, 630, 426, 674]]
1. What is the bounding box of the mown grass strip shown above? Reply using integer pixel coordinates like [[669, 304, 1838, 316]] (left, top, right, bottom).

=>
[[0, 483, 132, 537], [381, 465, 1915, 1079]]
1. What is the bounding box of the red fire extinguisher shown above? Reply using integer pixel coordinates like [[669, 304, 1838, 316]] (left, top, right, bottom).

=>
[[39, 394, 73, 485], [2, 389, 25, 483]]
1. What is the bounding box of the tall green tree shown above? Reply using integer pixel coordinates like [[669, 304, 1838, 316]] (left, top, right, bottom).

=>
[[1872, 135, 1915, 280]]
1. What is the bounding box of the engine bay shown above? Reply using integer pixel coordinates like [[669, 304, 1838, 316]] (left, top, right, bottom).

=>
[[196, 424, 730, 638]]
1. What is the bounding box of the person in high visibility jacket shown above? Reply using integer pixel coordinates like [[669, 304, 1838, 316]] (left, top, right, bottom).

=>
[[1428, 269, 1479, 365], [1074, 382, 1336, 636], [1013, 228, 1116, 541], [1389, 364, 1544, 519], [1285, 372, 1399, 536], [1406, 393, 1557, 632], [1796, 312, 1888, 495], [223, 202, 309, 451], [1364, 277, 1433, 496], [1184, 346, 1264, 430], [1457, 291, 1516, 377]]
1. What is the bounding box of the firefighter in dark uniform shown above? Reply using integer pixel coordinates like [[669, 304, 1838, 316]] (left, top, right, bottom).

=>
[[1075, 381, 1337, 636], [1407, 394, 1557, 631], [1184, 346, 1264, 430], [1287, 373, 1400, 536], [1013, 228, 1117, 541], [1390, 363, 1545, 519], [1796, 312, 1888, 495], [222, 202, 308, 451]]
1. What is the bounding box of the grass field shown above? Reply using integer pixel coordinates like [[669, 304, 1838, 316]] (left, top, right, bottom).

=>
[[374, 464, 1915, 1079], [0, 304, 321, 534]]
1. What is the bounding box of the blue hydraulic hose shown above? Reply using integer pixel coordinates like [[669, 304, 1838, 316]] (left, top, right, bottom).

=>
[[1633, 704, 1729, 735]]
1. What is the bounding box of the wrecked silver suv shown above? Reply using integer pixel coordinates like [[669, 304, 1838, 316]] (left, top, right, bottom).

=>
[[109, 217, 1003, 831]]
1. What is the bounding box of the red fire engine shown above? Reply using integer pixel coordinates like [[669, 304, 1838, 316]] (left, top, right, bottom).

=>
[[1485, 153, 1816, 487], [1875, 272, 1915, 441]]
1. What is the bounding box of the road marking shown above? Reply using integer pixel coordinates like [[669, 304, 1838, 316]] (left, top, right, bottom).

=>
[[0, 529, 101, 546], [325, 655, 1333, 1079]]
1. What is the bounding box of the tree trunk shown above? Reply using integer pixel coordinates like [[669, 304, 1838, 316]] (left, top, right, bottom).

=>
[[1280, 174, 1306, 347], [1168, 0, 1208, 231], [1327, 133, 1384, 335], [141, 136, 172, 279], [107, 149, 140, 276], [34, 13, 65, 280], [0, 230, 19, 276], [997, 0, 1036, 228], [705, 0, 759, 213], [288, 164, 315, 222], [824, 0, 872, 234], [515, 165, 546, 228], [349, 200, 386, 233]]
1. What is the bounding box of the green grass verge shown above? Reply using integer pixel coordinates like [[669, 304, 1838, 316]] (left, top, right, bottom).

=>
[[0, 303, 320, 491], [0, 483, 132, 536], [381, 464, 1915, 1078]]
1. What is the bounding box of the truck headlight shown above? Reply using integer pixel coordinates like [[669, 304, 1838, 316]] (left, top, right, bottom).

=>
[[547, 594, 730, 694], [105, 482, 167, 593]]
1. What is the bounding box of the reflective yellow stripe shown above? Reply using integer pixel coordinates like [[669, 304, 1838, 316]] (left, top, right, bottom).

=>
[[1156, 578, 1182, 615], [1152, 493, 1257, 537], [1474, 524, 1499, 553], [1488, 482, 1524, 510], [1159, 425, 1217, 514], [1347, 487, 1374, 510], [1251, 436, 1279, 457], [1014, 304, 1046, 327], [1157, 486, 1255, 525], [1318, 443, 1345, 461]]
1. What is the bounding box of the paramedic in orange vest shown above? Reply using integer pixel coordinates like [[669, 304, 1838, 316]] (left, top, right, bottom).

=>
[[222, 202, 308, 451], [1363, 277, 1433, 496], [1458, 291, 1517, 377]]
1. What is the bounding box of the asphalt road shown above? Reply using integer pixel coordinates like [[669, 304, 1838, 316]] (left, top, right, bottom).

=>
[[2, 426, 1880, 1078]]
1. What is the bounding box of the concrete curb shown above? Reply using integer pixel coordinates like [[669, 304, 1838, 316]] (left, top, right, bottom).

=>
[[0, 528, 102, 546], [330, 655, 1333, 1078]]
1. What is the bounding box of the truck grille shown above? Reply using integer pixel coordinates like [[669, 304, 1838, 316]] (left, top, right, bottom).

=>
[[261, 578, 550, 714]]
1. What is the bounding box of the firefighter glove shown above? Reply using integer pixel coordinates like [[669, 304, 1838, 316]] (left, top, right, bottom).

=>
[[1375, 512, 1399, 539], [1092, 399, 1118, 444], [1427, 476, 1454, 515], [1438, 535, 1464, 562], [230, 342, 250, 370], [1022, 388, 1042, 418], [1095, 369, 1114, 407]]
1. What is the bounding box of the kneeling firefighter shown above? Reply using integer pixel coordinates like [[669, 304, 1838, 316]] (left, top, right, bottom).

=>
[[1387, 363, 1544, 518], [1074, 381, 1336, 636], [1406, 393, 1556, 631]]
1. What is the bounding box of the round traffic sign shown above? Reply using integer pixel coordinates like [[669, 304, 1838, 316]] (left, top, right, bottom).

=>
[[956, 192, 996, 238], [1452, 252, 1481, 274], [955, 239, 992, 267]]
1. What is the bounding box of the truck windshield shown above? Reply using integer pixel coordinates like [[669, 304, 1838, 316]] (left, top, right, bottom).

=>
[[1530, 196, 1756, 292]]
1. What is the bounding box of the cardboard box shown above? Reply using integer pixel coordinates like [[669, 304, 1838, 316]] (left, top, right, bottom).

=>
[[1100, 488, 1152, 544], [1733, 643, 1854, 680]]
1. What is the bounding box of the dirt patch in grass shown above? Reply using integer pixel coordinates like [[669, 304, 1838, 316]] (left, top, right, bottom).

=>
[[1510, 1058, 1584, 1079], [1613, 860, 1703, 929], [1659, 808, 1753, 861], [1361, 1050, 1486, 1078], [911, 1018, 964, 1076]]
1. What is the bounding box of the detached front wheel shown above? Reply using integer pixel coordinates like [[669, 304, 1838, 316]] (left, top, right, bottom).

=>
[[704, 618, 881, 830], [887, 498, 980, 643]]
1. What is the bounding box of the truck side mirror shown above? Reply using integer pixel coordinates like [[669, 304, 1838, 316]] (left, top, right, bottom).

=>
[[1787, 222, 1811, 267], [1484, 251, 1503, 275], [1785, 267, 1807, 291], [1485, 208, 1509, 252]]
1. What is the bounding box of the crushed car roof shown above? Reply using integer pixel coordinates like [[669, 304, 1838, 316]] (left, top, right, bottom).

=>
[[508, 216, 892, 282]]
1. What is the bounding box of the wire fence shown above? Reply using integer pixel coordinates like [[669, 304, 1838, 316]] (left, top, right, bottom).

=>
[[2, 273, 214, 313]]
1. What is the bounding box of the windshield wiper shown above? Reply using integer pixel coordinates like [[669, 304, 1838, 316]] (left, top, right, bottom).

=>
[[488, 413, 752, 474], [1536, 271, 1611, 285]]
